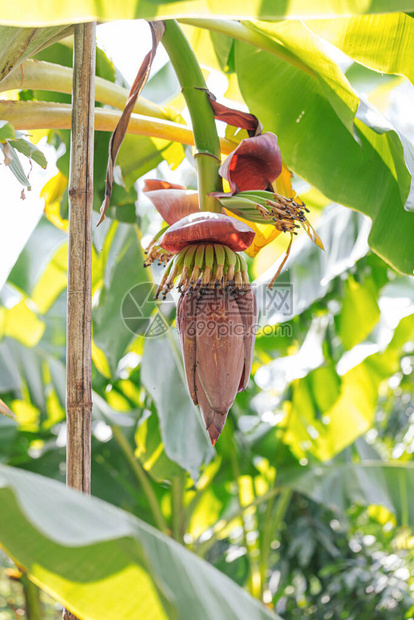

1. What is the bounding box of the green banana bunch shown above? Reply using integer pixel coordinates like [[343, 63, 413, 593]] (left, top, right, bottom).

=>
[[154, 242, 249, 299]]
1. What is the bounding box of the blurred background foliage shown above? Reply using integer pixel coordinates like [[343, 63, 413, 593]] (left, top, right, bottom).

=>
[[0, 6, 414, 619]]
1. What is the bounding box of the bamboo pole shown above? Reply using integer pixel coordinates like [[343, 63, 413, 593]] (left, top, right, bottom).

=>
[[63, 21, 96, 620]]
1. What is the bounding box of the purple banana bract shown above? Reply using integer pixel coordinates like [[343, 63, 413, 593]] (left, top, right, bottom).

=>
[[177, 284, 258, 445]]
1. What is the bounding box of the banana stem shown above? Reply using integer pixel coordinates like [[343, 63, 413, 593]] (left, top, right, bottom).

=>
[[229, 437, 261, 598], [0, 100, 236, 155], [171, 474, 186, 543], [111, 425, 169, 535], [195, 484, 282, 557], [162, 21, 222, 213], [0, 59, 168, 120], [260, 487, 293, 599], [21, 574, 43, 620]]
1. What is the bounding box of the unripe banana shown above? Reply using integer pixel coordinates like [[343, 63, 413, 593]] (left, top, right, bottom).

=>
[[238, 190, 278, 200], [178, 244, 197, 290], [238, 253, 250, 289], [234, 253, 243, 289], [184, 244, 198, 266], [223, 245, 237, 283], [165, 247, 187, 293], [190, 244, 206, 286], [220, 195, 261, 209], [154, 258, 174, 299], [202, 244, 215, 286], [144, 224, 170, 255], [213, 244, 226, 285]]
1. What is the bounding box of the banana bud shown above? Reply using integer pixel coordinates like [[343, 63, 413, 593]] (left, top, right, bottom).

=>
[[177, 283, 257, 445]]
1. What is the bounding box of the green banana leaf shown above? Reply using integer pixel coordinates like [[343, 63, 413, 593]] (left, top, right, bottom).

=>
[[0, 1, 414, 26], [0, 25, 72, 82], [282, 460, 414, 529], [0, 464, 280, 620], [235, 40, 414, 274], [306, 13, 414, 85]]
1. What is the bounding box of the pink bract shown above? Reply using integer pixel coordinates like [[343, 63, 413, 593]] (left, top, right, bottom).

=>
[[143, 179, 199, 225], [218, 132, 282, 195], [158, 212, 255, 253]]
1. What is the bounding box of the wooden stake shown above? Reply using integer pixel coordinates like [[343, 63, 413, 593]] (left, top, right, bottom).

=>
[[63, 21, 95, 620]]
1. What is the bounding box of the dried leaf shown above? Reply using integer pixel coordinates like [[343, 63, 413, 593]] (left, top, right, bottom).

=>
[[98, 21, 165, 226]]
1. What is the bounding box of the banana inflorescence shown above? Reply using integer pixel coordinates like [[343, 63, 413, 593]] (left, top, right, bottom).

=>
[[142, 208, 259, 446]]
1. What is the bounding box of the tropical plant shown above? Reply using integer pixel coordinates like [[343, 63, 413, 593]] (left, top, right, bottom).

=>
[[0, 3, 414, 619]]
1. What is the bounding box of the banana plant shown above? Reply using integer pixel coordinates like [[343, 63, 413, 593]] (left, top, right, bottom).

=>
[[1, 5, 414, 620]]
